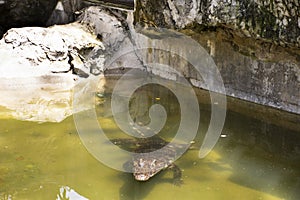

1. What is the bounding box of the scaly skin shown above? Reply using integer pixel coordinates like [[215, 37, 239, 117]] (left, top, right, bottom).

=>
[[111, 136, 185, 185]]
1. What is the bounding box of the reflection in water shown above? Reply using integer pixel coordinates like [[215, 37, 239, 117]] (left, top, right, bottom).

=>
[[0, 80, 299, 199], [56, 186, 89, 200]]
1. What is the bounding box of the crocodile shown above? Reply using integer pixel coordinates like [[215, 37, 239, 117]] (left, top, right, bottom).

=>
[[111, 136, 186, 185]]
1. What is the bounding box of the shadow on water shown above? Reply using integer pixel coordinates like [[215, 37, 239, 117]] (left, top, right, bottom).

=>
[[119, 169, 184, 200], [119, 172, 157, 200], [206, 110, 300, 200], [99, 81, 300, 200]]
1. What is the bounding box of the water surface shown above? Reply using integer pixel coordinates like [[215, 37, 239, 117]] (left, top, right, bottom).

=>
[[0, 83, 299, 200]]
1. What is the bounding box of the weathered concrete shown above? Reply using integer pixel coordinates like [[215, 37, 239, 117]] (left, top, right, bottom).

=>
[[77, 6, 300, 114], [185, 29, 300, 114], [134, 0, 300, 114], [121, 27, 300, 114]]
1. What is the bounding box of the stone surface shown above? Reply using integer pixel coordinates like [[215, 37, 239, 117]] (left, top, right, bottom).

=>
[[0, 4, 299, 123], [122, 26, 299, 114], [186, 29, 300, 114], [47, 0, 82, 26], [0, 0, 132, 38], [134, 0, 300, 114], [135, 0, 300, 48], [79, 6, 299, 114], [0, 22, 104, 122], [77, 6, 144, 72]]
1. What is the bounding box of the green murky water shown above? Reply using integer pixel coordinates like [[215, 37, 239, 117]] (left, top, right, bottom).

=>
[[0, 82, 299, 200]]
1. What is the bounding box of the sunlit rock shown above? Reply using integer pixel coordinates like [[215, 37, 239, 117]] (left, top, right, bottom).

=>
[[77, 6, 142, 71], [0, 22, 104, 122]]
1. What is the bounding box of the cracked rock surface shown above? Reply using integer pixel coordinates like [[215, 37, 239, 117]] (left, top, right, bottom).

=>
[[0, 22, 104, 122]]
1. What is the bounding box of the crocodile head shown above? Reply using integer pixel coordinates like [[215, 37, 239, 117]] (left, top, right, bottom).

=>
[[132, 157, 168, 181]]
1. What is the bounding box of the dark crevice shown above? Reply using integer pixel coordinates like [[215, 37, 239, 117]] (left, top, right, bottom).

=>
[[68, 53, 75, 74]]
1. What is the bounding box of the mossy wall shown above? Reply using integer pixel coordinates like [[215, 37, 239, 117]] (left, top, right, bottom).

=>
[[134, 0, 300, 114], [135, 0, 300, 47]]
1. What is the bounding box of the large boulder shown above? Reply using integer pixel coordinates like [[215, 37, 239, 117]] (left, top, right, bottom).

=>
[[0, 5, 141, 123], [0, 22, 104, 122]]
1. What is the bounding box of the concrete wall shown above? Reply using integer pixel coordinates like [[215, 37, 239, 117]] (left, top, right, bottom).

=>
[[135, 0, 300, 114]]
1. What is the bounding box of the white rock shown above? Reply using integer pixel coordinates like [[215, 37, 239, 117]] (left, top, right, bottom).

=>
[[0, 22, 105, 122]]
